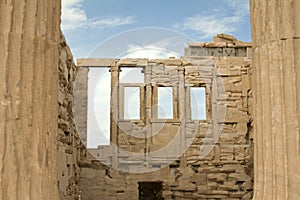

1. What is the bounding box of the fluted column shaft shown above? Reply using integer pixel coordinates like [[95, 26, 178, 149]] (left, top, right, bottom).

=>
[[0, 0, 61, 199], [251, 0, 300, 199]]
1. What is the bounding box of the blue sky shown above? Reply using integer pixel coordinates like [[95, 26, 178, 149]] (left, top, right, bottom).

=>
[[61, 0, 251, 59]]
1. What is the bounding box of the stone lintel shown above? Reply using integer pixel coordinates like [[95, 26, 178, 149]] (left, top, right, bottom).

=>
[[76, 58, 115, 67], [149, 58, 182, 66], [77, 58, 187, 67]]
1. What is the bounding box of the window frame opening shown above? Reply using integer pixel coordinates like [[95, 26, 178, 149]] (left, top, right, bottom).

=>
[[118, 66, 145, 122], [119, 84, 144, 120], [189, 86, 207, 121], [152, 85, 179, 122], [157, 86, 174, 119]]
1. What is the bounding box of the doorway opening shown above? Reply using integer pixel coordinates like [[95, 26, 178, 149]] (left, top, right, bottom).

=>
[[138, 182, 163, 200]]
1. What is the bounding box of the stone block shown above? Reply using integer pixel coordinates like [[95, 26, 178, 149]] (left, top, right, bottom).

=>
[[223, 48, 236, 56], [197, 185, 210, 194], [218, 181, 239, 191], [234, 146, 245, 161], [150, 58, 182, 66], [241, 192, 252, 200], [216, 33, 237, 42], [174, 182, 196, 192], [221, 107, 249, 123], [229, 192, 246, 198], [211, 190, 229, 195], [206, 182, 218, 191], [228, 173, 250, 182], [190, 173, 207, 185], [207, 173, 227, 182], [184, 57, 214, 66]]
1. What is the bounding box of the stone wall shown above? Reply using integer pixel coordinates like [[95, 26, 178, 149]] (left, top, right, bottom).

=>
[[185, 34, 252, 58], [76, 37, 253, 200], [250, 0, 300, 199], [57, 34, 82, 199]]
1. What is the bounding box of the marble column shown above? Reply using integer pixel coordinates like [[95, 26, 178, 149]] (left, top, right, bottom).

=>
[[251, 0, 300, 199]]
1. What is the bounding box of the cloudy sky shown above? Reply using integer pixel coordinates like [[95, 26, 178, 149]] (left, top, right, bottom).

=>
[[62, 0, 251, 148], [61, 0, 251, 59]]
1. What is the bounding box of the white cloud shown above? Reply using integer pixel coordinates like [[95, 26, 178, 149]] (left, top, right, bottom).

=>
[[121, 39, 181, 59], [175, 0, 249, 40], [122, 45, 179, 59], [61, 0, 87, 30], [224, 0, 249, 17], [61, 0, 134, 31], [179, 15, 242, 39], [89, 16, 134, 27]]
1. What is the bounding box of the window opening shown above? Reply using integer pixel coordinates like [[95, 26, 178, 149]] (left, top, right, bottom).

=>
[[157, 87, 173, 119], [124, 87, 140, 119], [190, 87, 206, 120]]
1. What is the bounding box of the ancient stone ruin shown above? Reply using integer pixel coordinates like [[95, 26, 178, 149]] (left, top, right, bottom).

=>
[[0, 0, 300, 200], [70, 34, 253, 200]]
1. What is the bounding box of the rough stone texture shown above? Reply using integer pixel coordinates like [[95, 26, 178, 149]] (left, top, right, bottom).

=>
[[251, 0, 300, 199], [185, 35, 252, 58], [0, 0, 61, 199], [76, 37, 253, 199], [57, 35, 81, 200]]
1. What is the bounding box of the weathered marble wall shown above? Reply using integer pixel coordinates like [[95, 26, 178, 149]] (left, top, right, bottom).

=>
[[250, 0, 300, 199], [76, 36, 253, 199], [185, 33, 252, 58], [0, 0, 61, 199]]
